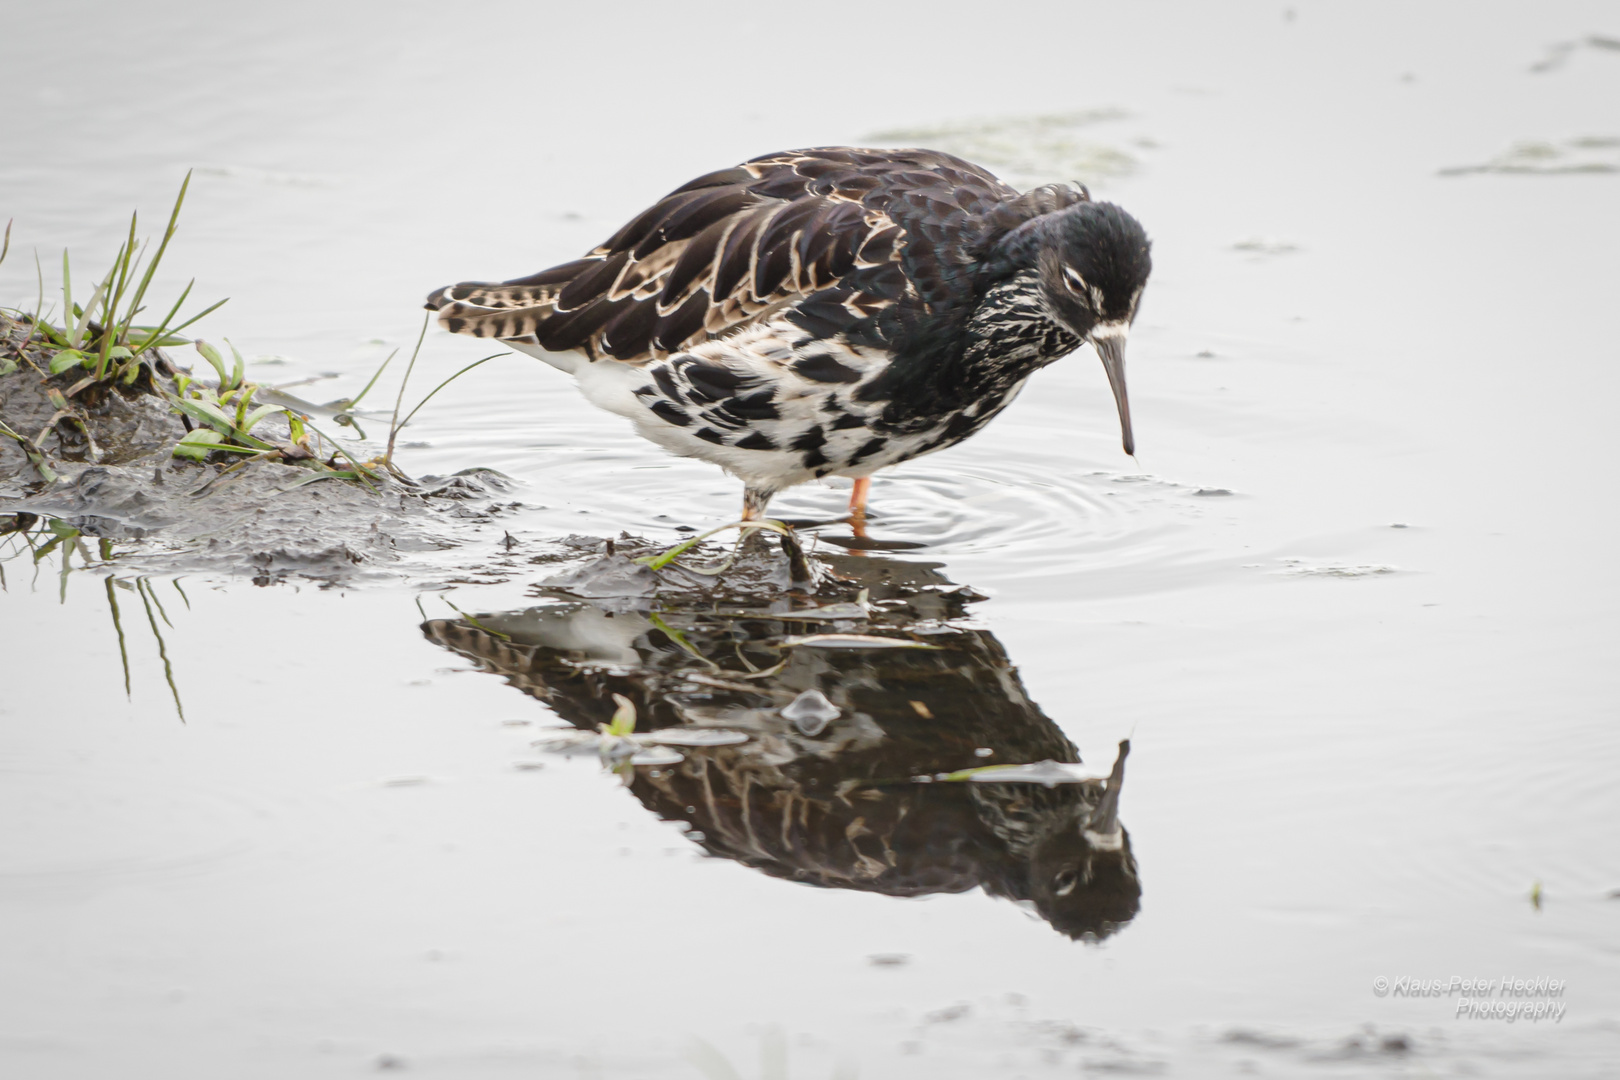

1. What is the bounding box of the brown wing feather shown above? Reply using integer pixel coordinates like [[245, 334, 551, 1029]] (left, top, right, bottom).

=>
[[426, 147, 1036, 364]]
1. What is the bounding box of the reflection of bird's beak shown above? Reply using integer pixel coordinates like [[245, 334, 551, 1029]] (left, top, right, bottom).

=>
[[1084, 739, 1130, 843], [1089, 325, 1134, 456]]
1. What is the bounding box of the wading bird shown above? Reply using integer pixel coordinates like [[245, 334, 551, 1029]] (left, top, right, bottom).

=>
[[427, 147, 1151, 522]]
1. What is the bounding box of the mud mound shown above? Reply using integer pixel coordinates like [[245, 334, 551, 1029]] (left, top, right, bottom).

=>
[[1, 312, 519, 583]]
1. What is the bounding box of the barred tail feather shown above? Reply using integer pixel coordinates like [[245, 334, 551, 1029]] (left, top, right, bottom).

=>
[[431, 298, 552, 341]]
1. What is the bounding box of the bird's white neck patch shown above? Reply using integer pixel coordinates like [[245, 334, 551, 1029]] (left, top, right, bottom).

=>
[[1089, 321, 1129, 341], [1083, 826, 1125, 851]]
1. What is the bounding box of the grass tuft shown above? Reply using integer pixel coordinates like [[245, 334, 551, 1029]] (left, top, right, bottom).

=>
[[3, 181, 505, 498]]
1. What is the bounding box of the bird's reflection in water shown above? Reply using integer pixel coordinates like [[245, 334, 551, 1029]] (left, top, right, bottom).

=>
[[422, 551, 1140, 940]]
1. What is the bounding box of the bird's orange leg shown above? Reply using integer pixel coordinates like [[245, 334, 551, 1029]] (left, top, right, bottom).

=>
[[848, 476, 871, 515], [847, 477, 871, 540]]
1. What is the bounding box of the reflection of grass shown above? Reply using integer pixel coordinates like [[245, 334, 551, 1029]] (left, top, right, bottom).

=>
[[0, 517, 187, 721], [868, 110, 1137, 184], [685, 1030, 856, 1080]]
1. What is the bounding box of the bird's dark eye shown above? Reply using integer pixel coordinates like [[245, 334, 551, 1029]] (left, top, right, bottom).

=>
[[1062, 266, 1089, 297], [1053, 868, 1079, 896]]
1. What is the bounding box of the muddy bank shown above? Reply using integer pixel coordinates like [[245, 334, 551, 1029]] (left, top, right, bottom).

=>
[[1, 314, 848, 591], [0, 312, 526, 583], [1, 460, 523, 584]]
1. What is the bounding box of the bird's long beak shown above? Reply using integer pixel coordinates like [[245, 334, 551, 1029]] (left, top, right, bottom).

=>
[[1083, 739, 1130, 843], [1089, 324, 1134, 456]]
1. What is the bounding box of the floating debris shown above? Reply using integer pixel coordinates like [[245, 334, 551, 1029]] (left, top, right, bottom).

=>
[[1440, 136, 1620, 176], [1231, 236, 1301, 256], [867, 110, 1137, 186], [1530, 34, 1620, 73], [781, 688, 840, 736], [530, 709, 748, 771], [1278, 558, 1398, 578], [641, 729, 750, 747], [772, 590, 872, 622], [781, 633, 940, 649], [933, 760, 1107, 786]]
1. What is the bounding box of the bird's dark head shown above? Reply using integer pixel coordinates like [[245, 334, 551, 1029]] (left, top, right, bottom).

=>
[[1028, 821, 1141, 941], [1035, 202, 1152, 455], [1028, 738, 1140, 940]]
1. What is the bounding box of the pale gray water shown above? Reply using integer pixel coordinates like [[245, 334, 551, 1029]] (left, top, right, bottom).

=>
[[3, 1, 1619, 1076]]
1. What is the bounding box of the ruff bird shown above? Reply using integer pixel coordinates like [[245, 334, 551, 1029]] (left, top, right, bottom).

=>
[[427, 147, 1152, 521]]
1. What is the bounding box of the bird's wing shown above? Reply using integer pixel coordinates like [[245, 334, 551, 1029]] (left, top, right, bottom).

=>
[[426, 147, 1048, 364]]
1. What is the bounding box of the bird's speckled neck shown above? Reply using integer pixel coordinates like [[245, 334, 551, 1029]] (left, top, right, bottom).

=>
[[961, 270, 1082, 382]]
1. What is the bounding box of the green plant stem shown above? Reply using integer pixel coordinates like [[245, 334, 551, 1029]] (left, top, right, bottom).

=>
[[387, 351, 506, 462], [115, 171, 191, 349], [297, 416, 380, 492], [384, 313, 431, 466], [0, 417, 58, 483], [637, 519, 790, 572], [345, 347, 399, 409]]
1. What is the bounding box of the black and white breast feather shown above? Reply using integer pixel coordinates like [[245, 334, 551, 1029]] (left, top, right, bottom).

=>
[[426, 147, 1152, 514]]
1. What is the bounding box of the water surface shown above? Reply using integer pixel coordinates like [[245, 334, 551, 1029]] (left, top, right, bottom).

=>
[[3, 2, 1618, 1076]]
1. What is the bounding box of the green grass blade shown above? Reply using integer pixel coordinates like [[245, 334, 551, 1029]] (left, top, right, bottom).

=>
[[225, 339, 245, 391], [298, 416, 379, 491], [126, 278, 194, 356], [0, 418, 59, 483], [241, 403, 284, 430], [139, 295, 227, 352], [81, 267, 117, 376], [29, 250, 45, 353], [60, 250, 75, 346], [116, 170, 191, 344], [59, 249, 74, 341], [104, 217, 141, 340], [193, 339, 231, 385], [606, 693, 637, 736], [345, 347, 398, 408], [392, 351, 506, 440], [384, 313, 431, 465]]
